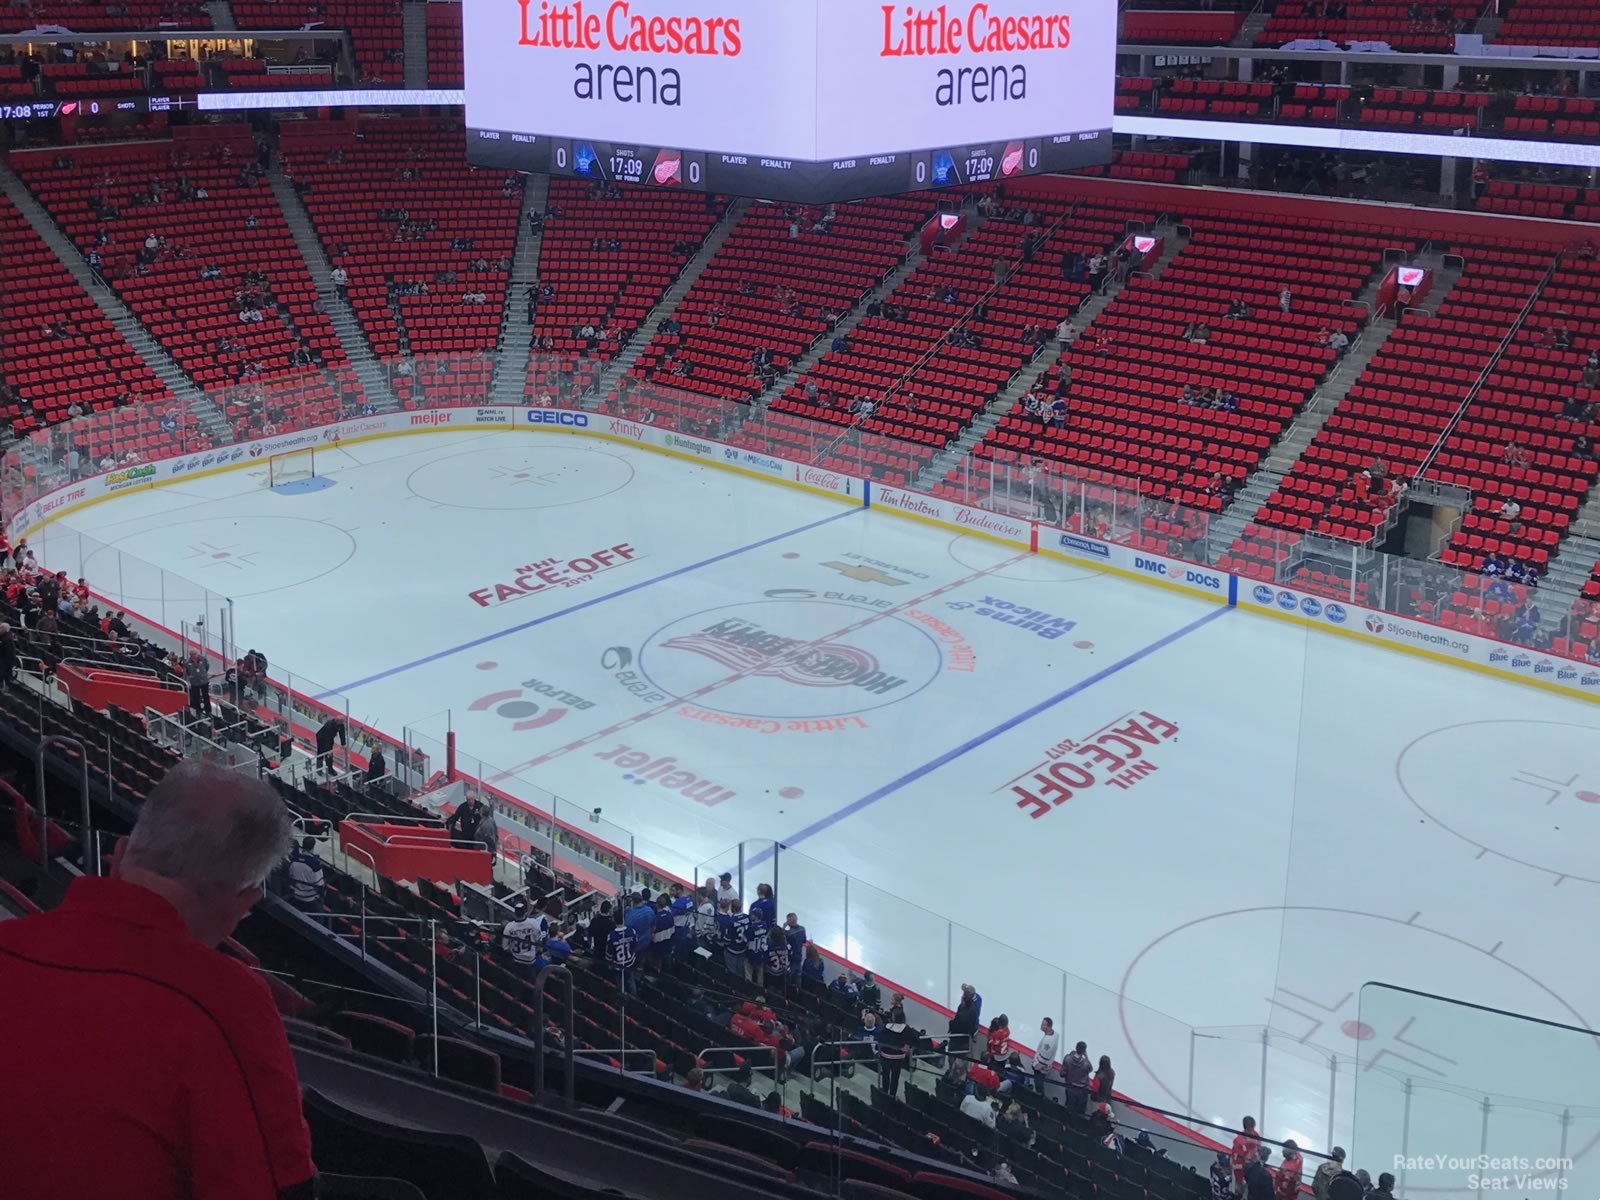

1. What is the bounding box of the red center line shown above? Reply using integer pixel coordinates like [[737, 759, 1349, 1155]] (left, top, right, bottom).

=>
[[484, 552, 1031, 784]]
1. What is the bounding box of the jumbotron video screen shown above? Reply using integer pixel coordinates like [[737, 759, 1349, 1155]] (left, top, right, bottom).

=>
[[463, 0, 1116, 201]]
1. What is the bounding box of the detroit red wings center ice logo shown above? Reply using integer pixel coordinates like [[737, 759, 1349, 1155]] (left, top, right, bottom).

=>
[[661, 617, 895, 692]]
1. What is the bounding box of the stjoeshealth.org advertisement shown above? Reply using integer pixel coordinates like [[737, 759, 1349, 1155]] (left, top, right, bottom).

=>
[[465, 0, 819, 158], [812, 0, 1117, 162]]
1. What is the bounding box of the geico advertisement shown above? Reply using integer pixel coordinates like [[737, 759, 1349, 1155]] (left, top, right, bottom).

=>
[[814, 0, 1116, 161], [467, 0, 818, 157]]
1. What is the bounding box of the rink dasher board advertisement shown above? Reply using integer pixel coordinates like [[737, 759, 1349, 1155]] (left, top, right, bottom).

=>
[[461, 0, 1115, 200], [10, 404, 1597, 704]]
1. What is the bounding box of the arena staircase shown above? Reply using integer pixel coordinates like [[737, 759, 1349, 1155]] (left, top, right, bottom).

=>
[[402, 0, 429, 89], [0, 161, 233, 444], [590, 196, 750, 399], [206, 0, 238, 30], [753, 227, 945, 411], [1206, 251, 1460, 551], [1232, 2, 1271, 46], [487, 174, 549, 407], [1537, 532, 1600, 593], [266, 160, 399, 410], [912, 221, 1189, 493]]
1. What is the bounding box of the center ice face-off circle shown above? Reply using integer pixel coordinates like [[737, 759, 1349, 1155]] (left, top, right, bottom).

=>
[[637, 598, 944, 720], [405, 444, 634, 510]]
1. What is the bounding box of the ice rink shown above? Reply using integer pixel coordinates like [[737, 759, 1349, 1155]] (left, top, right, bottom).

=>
[[38, 430, 1600, 1183]]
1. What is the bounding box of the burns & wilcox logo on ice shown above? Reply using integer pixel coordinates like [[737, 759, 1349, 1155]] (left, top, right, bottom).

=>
[[1002, 711, 1180, 820], [946, 596, 1075, 640]]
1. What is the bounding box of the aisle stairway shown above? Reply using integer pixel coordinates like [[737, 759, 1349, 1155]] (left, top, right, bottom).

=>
[[488, 175, 549, 406], [266, 160, 398, 410], [590, 197, 750, 400], [0, 161, 232, 444]]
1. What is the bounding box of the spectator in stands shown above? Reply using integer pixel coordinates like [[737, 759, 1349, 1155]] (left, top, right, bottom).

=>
[[1327, 329, 1350, 355], [1090, 1054, 1116, 1109], [1277, 1141, 1305, 1200], [984, 1013, 1011, 1067], [1562, 394, 1593, 422], [0, 763, 315, 1200], [1370, 1173, 1396, 1200], [783, 912, 806, 978], [1499, 498, 1522, 525], [997, 1101, 1033, 1145], [801, 942, 825, 983], [0, 622, 15, 690], [445, 794, 487, 850], [857, 971, 882, 1011], [331, 264, 348, 297], [829, 971, 859, 1003], [722, 1064, 763, 1108], [1243, 1147, 1277, 1200], [1227, 298, 1252, 319], [1050, 394, 1069, 429], [1212, 1152, 1236, 1200], [184, 652, 210, 718], [1031, 1016, 1060, 1095], [286, 835, 325, 910], [1314, 1148, 1348, 1200], [949, 984, 981, 1058], [1279, 287, 1293, 314], [314, 716, 347, 774], [1549, 323, 1573, 351], [1504, 440, 1531, 468], [1576, 435, 1594, 460], [960, 1092, 999, 1128], [604, 907, 639, 996], [1088, 253, 1108, 288]]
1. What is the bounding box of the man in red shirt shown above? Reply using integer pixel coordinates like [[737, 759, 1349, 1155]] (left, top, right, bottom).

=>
[[0, 763, 315, 1199], [1231, 1115, 1262, 1196], [1275, 1139, 1305, 1200]]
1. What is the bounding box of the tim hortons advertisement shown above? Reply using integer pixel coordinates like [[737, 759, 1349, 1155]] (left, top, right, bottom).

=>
[[871, 486, 1033, 545]]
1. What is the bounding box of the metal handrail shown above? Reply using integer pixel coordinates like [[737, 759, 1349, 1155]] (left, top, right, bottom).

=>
[[35, 734, 92, 875], [698, 1042, 779, 1077], [532, 962, 575, 1108], [809, 199, 1083, 466], [1412, 251, 1563, 485]]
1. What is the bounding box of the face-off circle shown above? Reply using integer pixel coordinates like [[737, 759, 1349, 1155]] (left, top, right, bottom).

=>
[[406, 444, 633, 510], [637, 598, 944, 720], [78, 515, 357, 599], [1117, 905, 1600, 1186], [1396, 720, 1600, 884]]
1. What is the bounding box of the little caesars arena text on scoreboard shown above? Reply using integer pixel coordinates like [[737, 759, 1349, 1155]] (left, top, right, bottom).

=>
[[465, 0, 1114, 201]]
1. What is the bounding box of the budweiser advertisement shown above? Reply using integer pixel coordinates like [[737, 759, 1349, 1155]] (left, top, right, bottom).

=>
[[463, 0, 1113, 200]]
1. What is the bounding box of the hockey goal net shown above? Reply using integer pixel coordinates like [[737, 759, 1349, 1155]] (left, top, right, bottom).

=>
[[267, 447, 315, 488]]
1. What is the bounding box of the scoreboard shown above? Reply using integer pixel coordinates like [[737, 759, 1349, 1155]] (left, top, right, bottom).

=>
[[462, 0, 1115, 202]]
